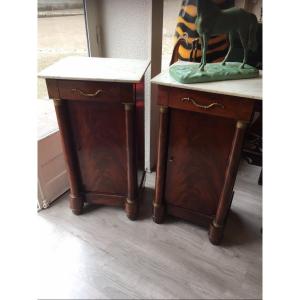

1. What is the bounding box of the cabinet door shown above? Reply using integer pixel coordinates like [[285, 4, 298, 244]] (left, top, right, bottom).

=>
[[165, 108, 236, 216], [67, 100, 127, 195]]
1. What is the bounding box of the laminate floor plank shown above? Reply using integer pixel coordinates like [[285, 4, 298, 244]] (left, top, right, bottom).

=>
[[38, 161, 262, 299]]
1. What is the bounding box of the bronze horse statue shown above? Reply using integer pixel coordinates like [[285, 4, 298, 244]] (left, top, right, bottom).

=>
[[196, 0, 258, 71]]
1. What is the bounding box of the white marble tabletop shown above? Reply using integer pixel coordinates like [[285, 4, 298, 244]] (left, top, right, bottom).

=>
[[151, 61, 262, 100], [38, 56, 150, 83]]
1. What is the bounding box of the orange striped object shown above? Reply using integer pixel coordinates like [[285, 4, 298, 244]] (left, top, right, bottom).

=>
[[174, 0, 234, 62]]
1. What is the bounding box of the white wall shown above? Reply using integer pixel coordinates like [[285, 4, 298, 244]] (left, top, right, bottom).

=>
[[85, 0, 163, 171], [235, 0, 262, 21], [97, 0, 152, 59]]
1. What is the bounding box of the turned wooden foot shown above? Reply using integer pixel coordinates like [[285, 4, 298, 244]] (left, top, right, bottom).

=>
[[153, 205, 165, 224], [71, 208, 83, 215], [208, 221, 224, 245], [70, 195, 84, 215], [125, 199, 138, 221]]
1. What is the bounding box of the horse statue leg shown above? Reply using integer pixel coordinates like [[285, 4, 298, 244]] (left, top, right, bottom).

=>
[[222, 31, 233, 66], [198, 35, 204, 67], [190, 39, 197, 62], [200, 33, 209, 71], [191, 38, 200, 62], [239, 29, 249, 69]]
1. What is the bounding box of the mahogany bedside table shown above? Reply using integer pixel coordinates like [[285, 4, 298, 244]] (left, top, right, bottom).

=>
[[39, 56, 149, 220], [151, 62, 262, 244]]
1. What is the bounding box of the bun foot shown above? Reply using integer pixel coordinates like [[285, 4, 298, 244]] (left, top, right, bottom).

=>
[[125, 199, 138, 221], [71, 208, 83, 215], [70, 195, 84, 215], [153, 205, 165, 224], [208, 221, 224, 245]]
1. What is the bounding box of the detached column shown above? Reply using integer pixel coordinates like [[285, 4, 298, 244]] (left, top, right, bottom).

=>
[[209, 121, 248, 244], [153, 106, 169, 223], [124, 102, 138, 220], [53, 98, 84, 215]]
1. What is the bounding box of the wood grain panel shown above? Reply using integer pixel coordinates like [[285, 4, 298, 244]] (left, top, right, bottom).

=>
[[45, 79, 60, 99], [58, 80, 123, 102], [66, 100, 127, 195], [164, 108, 236, 217], [85, 192, 125, 206], [166, 204, 212, 227], [168, 87, 254, 121]]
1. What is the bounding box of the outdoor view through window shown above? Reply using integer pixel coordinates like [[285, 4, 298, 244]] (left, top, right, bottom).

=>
[[38, 0, 88, 137], [38, 0, 88, 99]]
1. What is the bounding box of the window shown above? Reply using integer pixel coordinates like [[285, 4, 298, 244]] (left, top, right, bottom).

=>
[[38, 0, 88, 100]]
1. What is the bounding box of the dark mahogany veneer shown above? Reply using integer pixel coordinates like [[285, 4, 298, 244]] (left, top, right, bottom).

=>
[[45, 79, 145, 220], [153, 85, 256, 244]]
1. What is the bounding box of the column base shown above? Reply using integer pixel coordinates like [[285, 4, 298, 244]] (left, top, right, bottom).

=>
[[125, 199, 138, 221], [70, 194, 84, 215], [208, 220, 224, 245], [71, 208, 83, 215], [153, 204, 165, 224]]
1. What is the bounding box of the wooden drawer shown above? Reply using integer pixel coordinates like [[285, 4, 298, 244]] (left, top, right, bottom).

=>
[[167, 87, 254, 121], [57, 80, 125, 102]]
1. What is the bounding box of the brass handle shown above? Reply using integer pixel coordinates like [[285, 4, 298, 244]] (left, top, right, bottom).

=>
[[181, 97, 224, 110], [71, 88, 102, 97]]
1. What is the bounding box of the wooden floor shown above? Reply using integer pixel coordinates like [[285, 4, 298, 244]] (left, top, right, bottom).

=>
[[38, 161, 262, 299]]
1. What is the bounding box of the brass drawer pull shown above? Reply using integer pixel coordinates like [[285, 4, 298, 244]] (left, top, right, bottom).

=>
[[181, 97, 224, 110], [71, 88, 102, 97]]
